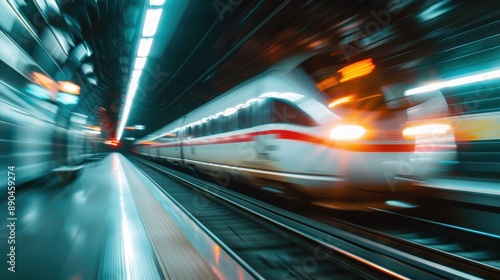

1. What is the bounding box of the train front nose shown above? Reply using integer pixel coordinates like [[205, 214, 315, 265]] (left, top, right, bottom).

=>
[[338, 121, 457, 192], [343, 143, 456, 192]]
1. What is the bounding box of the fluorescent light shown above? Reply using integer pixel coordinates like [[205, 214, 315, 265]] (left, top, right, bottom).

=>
[[405, 69, 500, 95], [127, 84, 138, 99], [134, 57, 147, 70], [129, 80, 139, 89], [58, 81, 81, 95], [117, 83, 139, 140], [149, 0, 165, 6], [131, 76, 140, 84], [87, 130, 101, 135], [142, 9, 163, 37], [131, 69, 142, 80], [117, 2, 164, 140], [137, 38, 153, 57]]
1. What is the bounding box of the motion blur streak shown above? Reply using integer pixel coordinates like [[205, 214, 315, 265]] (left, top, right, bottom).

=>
[[402, 124, 451, 139], [405, 68, 500, 95], [338, 58, 376, 83]]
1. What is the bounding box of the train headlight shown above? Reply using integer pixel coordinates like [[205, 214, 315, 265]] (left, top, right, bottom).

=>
[[330, 125, 367, 140], [402, 124, 451, 140]]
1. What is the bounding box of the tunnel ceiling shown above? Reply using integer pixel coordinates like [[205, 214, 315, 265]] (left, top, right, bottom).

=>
[[57, 0, 500, 139]]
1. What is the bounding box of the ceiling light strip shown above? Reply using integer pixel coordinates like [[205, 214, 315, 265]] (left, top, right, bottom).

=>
[[116, 2, 165, 140]]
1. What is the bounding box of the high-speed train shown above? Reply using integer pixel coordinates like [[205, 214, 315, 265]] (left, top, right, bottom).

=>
[[0, 84, 100, 191], [0, 0, 106, 193], [135, 52, 457, 199]]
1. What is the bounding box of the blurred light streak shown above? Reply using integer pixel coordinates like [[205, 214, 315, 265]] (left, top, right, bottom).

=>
[[328, 96, 353, 108], [149, 0, 165, 6], [32, 72, 58, 92], [405, 69, 500, 95], [117, 1, 165, 140], [385, 200, 417, 208], [317, 76, 339, 91], [338, 58, 375, 83], [131, 69, 142, 80], [88, 126, 102, 131], [85, 130, 101, 135], [56, 92, 79, 105], [449, 113, 500, 141], [330, 125, 366, 140], [142, 9, 163, 37], [115, 155, 134, 279], [402, 123, 450, 139], [134, 57, 147, 70], [58, 81, 81, 95], [137, 38, 153, 57], [214, 244, 220, 265]]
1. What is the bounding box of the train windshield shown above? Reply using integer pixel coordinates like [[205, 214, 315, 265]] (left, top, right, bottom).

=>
[[300, 55, 395, 114]]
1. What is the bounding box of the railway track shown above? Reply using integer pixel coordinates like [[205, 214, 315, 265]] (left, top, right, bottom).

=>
[[310, 204, 500, 279], [131, 157, 410, 279], [131, 156, 497, 279]]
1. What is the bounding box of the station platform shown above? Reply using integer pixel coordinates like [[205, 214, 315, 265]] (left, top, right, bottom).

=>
[[414, 173, 500, 208], [0, 153, 252, 280]]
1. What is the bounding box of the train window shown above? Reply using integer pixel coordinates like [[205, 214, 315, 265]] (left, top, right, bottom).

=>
[[271, 99, 316, 126], [205, 120, 212, 135], [212, 117, 221, 134], [227, 111, 238, 131], [205, 121, 210, 135], [194, 125, 200, 138], [220, 112, 237, 132], [219, 116, 230, 133], [200, 122, 206, 137], [252, 98, 271, 126], [238, 106, 252, 129], [188, 126, 195, 138], [199, 124, 204, 136], [220, 115, 228, 132]]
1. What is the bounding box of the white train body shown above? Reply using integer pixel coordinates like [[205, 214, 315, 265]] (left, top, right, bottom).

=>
[[136, 53, 456, 198]]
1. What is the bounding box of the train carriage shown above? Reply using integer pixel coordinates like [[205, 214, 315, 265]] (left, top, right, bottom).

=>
[[136, 52, 457, 199]]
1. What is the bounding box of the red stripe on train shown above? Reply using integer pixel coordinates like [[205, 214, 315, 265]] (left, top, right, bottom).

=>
[[149, 129, 415, 152]]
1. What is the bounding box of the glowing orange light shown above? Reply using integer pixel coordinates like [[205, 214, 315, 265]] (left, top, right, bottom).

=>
[[58, 81, 80, 95], [330, 125, 366, 140], [357, 93, 382, 102], [32, 72, 58, 91], [452, 114, 500, 141], [316, 76, 339, 91], [338, 58, 375, 83], [328, 95, 353, 108], [402, 123, 451, 140], [105, 139, 120, 146], [213, 244, 220, 265]]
